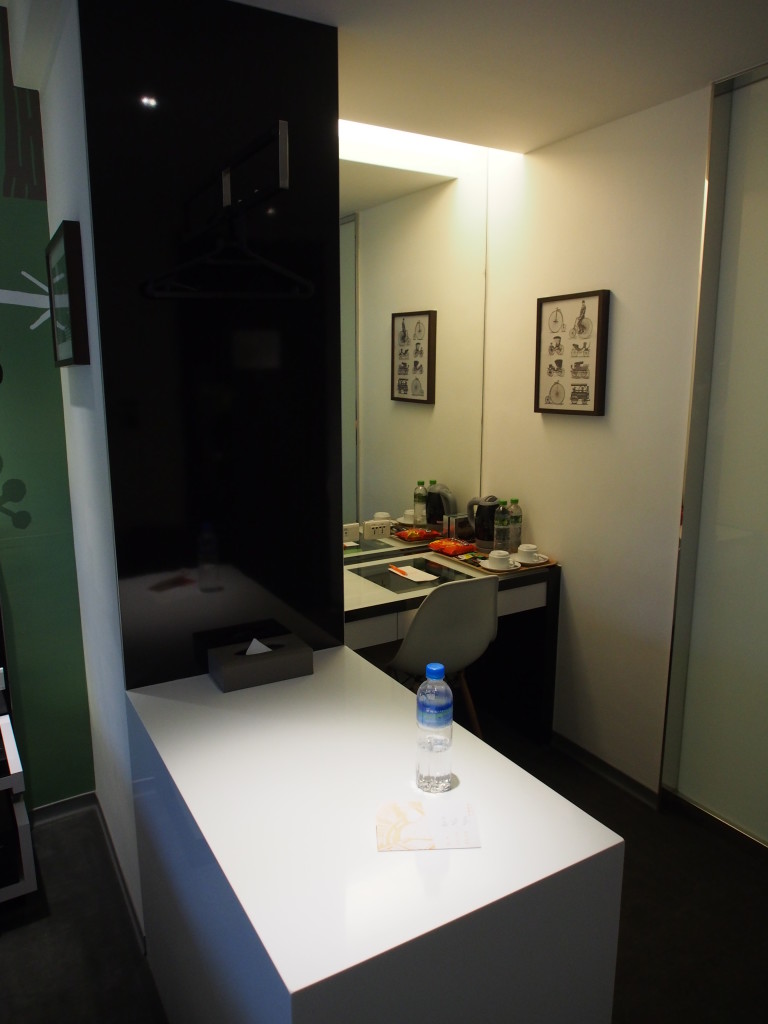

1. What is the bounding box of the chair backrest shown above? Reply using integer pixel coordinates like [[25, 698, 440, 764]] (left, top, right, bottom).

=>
[[389, 575, 499, 679]]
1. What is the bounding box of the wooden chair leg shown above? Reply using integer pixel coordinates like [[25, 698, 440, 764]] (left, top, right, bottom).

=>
[[459, 670, 483, 739]]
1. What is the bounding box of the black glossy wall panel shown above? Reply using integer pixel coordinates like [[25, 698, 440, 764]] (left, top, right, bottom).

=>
[[78, 0, 343, 687]]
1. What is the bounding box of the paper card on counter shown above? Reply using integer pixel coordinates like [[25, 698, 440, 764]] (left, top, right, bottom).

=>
[[376, 800, 481, 852], [245, 638, 272, 656], [388, 564, 438, 582]]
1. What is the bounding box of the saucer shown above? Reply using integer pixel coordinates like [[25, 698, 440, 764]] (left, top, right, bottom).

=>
[[517, 552, 548, 565], [479, 558, 521, 573]]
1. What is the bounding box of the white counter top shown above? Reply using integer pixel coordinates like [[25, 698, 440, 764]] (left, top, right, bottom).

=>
[[128, 645, 622, 1002], [344, 549, 480, 613]]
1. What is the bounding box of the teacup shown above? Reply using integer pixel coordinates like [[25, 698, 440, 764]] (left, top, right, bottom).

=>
[[517, 543, 539, 563], [488, 549, 510, 570]]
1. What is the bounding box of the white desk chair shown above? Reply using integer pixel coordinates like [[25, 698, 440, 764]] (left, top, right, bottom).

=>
[[387, 574, 499, 738]]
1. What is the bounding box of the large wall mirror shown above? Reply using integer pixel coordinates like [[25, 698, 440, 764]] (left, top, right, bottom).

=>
[[79, 1, 344, 687], [339, 124, 489, 528]]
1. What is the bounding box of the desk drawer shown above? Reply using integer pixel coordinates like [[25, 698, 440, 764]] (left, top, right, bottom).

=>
[[397, 607, 418, 638], [498, 582, 546, 616], [345, 613, 398, 650], [398, 581, 546, 634]]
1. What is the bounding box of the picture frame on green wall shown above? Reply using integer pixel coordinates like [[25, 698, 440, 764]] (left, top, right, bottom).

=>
[[45, 220, 90, 367]]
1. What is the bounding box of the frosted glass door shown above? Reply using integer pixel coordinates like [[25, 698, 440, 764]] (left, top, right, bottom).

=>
[[675, 77, 768, 844]]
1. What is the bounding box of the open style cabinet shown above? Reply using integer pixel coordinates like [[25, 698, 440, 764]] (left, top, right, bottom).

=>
[[0, 605, 37, 902]]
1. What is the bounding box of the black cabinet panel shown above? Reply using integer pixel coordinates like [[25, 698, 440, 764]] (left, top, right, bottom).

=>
[[79, 0, 343, 686]]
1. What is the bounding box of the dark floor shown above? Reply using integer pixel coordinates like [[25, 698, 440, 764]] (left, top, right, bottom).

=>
[[478, 715, 768, 1024], [0, 802, 167, 1024], [2, 712, 767, 1024]]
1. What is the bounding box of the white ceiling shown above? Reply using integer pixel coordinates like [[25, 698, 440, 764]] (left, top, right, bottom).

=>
[[339, 162, 453, 219], [248, 0, 768, 153], [15, 1, 766, 214]]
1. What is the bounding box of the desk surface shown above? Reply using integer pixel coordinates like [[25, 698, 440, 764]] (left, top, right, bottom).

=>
[[128, 645, 621, 996], [344, 548, 554, 615]]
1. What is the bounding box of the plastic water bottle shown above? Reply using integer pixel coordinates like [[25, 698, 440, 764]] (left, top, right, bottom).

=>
[[493, 499, 510, 552], [509, 499, 523, 552], [416, 662, 453, 793], [413, 480, 428, 526]]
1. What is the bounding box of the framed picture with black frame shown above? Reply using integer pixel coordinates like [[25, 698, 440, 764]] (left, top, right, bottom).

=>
[[534, 290, 610, 415], [45, 220, 90, 367], [391, 310, 436, 404]]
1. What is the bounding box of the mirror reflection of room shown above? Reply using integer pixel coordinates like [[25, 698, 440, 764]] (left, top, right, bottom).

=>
[[339, 122, 514, 533]]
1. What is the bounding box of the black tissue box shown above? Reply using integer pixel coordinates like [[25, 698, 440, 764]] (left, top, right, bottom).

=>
[[207, 630, 313, 692]]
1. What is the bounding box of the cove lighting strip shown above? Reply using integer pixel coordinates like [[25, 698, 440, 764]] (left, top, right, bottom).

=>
[[338, 119, 520, 176]]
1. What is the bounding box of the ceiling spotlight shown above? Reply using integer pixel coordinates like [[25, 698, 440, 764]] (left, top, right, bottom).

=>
[[140, 95, 158, 108]]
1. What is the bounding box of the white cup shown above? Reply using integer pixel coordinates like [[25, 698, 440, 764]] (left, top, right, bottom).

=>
[[488, 549, 510, 569], [374, 511, 391, 520], [517, 543, 539, 563]]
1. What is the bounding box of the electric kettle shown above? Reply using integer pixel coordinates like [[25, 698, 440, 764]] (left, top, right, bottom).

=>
[[466, 494, 499, 552], [426, 483, 457, 529]]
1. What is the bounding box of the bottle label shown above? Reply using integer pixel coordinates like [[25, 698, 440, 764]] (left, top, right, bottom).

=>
[[417, 696, 453, 729]]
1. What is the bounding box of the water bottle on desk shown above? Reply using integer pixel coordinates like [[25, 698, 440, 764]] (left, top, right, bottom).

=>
[[413, 480, 428, 526], [509, 499, 523, 552], [493, 499, 511, 553], [416, 663, 453, 793]]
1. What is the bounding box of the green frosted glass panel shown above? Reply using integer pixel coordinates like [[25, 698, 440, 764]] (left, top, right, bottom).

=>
[[1, 10, 93, 806]]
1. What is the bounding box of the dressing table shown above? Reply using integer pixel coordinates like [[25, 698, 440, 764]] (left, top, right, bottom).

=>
[[344, 547, 561, 741]]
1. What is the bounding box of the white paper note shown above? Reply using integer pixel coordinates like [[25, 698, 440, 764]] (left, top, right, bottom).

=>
[[376, 800, 481, 851], [388, 565, 438, 582]]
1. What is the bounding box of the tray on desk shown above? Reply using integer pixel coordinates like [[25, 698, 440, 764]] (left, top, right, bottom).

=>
[[460, 554, 555, 574]]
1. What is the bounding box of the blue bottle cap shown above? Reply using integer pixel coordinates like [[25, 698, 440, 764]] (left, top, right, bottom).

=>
[[426, 662, 445, 679]]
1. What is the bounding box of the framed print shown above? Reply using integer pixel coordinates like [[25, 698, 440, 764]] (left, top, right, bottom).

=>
[[45, 220, 90, 367], [534, 290, 610, 415], [391, 310, 436, 404]]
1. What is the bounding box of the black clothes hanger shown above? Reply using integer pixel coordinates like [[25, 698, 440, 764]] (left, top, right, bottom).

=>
[[143, 120, 314, 301], [143, 222, 315, 301]]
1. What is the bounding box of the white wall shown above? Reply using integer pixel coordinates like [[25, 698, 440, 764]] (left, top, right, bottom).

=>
[[482, 91, 711, 790], [356, 149, 490, 521], [354, 92, 711, 790], [10, 0, 142, 919]]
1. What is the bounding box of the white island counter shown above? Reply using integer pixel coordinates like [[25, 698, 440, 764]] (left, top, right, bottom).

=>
[[127, 645, 623, 1024]]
